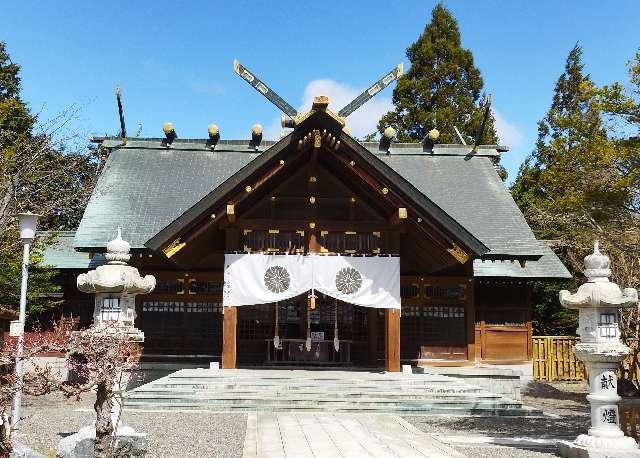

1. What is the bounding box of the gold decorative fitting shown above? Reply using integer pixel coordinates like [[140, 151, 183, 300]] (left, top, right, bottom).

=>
[[417, 217, 422, 223], [245, 185, 252, 193], [447, 243, 469, 264], [349, 160, 355, 167], [162, 122, 175, 135], [320, 230, 329, 236], [163, 238, 186, 258], [313, 129, 322, 148], [309, 176, 317, 183], [268, 229, 280, 234], [312, 95, 329, 111], [309, 196, 316, 204], [345, 231, 357, 235], [382, 187, 389, 195], [208, 124, 219, 138], [350, 197, 356, 203], [210, 213, 216, 219], [296, 230, 305, 236], [309, 221, 316, 229], [279, 159, 285, 165], [243, 229, 253, 235], [372, 231, 381, 238], [398, 208, 408, 219], [270, 196, 276, 201]]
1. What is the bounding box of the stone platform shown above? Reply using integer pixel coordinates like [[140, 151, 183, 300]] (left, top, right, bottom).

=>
[[124, 368, 541, 416]]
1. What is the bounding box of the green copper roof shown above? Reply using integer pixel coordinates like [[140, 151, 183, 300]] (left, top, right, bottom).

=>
[[40, 231, 105, 269], [74, 140, 261, 249], [72, 137, 570, 279]]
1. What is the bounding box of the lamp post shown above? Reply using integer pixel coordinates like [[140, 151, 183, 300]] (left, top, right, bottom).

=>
[[11, 212, 41, 427]]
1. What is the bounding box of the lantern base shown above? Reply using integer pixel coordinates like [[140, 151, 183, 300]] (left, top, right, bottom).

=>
[[559, 434, 640, 457]]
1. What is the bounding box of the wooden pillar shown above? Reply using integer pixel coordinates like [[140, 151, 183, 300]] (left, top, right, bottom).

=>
[[384, 308, 400, 372], [526, 282, 533, 360], [466, 277, 476, 362], [222, 227, 239, 368], [222, 306, 237, 369], [367, 308, 378, 367]]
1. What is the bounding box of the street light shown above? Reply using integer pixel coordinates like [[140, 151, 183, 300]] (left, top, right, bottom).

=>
[[11, 211, 41, 427]]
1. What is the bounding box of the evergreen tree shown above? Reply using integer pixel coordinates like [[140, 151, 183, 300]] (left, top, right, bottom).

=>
[[512, 45, 640, 335], [0, 41, 99, 325], [378, 4, 504, 177]]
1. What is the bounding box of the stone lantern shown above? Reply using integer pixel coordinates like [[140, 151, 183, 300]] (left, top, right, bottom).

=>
[[75, 228, 154, 435], [77, 227, 155, 341], [559, 241, 639, 458]]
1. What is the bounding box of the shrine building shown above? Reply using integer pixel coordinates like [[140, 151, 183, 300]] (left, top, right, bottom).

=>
[[44, 63, 570, 372]]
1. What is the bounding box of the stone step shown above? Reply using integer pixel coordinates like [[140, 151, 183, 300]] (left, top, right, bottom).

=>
[[124, 368, 539, 417], [161, 376, 461, 385], [126, 389, 499, 401], [145, 382, 484, 393], [124, 402, 541, 416], [125, 397, 522, 411]]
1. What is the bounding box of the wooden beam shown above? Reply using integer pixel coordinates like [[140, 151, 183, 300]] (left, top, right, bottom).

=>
[[327, 150, 466, 256], [385, 308, 401, 372], [222, 306, 237, 369], [236, 218, 388, 232]]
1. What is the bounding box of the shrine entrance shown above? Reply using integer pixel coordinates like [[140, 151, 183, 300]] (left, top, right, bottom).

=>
[[237, 294, 375, 366]]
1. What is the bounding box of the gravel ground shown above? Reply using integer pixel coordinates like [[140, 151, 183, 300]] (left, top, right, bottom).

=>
[[14, 394, 246, 457], [404, 380, 591, 458], [12, 380, 592, 458]]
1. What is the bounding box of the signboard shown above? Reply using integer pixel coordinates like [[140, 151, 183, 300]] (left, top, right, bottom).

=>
[[311, 331, 324, 342], [10, 320, 24, 337]]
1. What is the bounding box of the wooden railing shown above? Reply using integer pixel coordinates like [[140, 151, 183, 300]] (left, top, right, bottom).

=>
[[533, 336, 585, 381], [533, 336, 640, 382]]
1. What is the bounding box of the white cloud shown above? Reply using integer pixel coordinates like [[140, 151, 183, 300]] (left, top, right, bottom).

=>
[[263, 79, 393, 140], [492, 108, 522, 149]]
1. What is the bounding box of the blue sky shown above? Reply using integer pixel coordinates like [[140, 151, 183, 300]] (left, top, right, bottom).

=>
[[4, 1, 639, 182]]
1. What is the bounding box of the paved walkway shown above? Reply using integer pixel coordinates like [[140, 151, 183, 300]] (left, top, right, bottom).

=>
[[242, 412, 463, 458]]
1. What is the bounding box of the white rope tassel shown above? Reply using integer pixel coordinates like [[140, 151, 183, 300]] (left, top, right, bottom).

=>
[[333, 301, 340, 352], [274, 302, 281, 350], [305, 299, 312, 352]]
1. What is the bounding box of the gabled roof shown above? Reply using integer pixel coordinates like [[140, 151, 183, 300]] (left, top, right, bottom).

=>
[[72, 130, 570, 278], [145, 115, 489, 257]]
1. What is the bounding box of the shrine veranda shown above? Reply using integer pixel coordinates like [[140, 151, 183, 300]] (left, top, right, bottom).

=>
[[42, 102, 570, 371]]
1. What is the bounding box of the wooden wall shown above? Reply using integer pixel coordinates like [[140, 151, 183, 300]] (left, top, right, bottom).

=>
[[474, 279, 533, 363]]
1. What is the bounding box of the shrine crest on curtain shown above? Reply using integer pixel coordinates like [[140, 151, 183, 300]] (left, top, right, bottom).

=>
[[222, 253, 400, 310]]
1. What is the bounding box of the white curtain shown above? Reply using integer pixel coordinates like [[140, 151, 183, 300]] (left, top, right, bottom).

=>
[[223, 253, 400, 309]]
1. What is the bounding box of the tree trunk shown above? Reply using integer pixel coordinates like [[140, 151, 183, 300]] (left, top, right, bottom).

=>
[[94, 380, 114, 458]]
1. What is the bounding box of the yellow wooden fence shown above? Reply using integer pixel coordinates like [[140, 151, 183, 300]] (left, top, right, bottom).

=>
[[533, 336, 640, 382], [533, 336, 585, 381]]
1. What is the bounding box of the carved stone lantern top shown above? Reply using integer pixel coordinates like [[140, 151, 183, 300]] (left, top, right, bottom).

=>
[[77, 228, 156, 294], [560, 241, 638, 310]]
